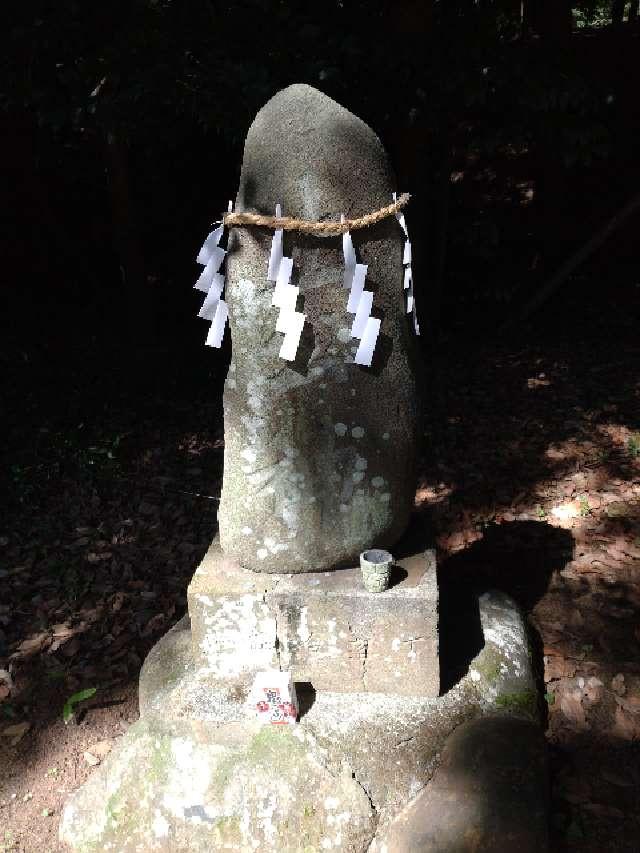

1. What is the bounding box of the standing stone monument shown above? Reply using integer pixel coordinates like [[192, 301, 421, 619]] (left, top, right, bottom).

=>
[[60, 85, 547, 852], [219, 83, 419, 574]]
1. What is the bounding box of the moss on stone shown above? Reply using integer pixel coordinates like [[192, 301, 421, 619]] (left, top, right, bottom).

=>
[[495, 690, 537, 717], [473, 646, 504, 684]]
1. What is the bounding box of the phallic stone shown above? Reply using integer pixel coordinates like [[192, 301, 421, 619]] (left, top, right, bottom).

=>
[[187, 538, 439, 697], [218, 83, 420, 573], [370, 716, 549, 853]]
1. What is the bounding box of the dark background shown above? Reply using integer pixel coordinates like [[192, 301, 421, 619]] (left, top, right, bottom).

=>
[[3, 1, 639, 370]]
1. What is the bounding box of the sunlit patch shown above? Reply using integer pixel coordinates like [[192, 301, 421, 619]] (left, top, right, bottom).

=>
[[526, 375, 551, 389], [551, 503, 579, 522], [414, 483, 454, 508]]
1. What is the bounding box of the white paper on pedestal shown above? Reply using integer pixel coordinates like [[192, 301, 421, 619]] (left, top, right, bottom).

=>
[[275, 288, 300, 332], [279, 312, 305, 361], [198, 275, 224, 319], [228, 199, 234, 213], [205, 300, 228, 348], [346, 263, 368, 313], [403, 240, 412, 266], [355, 316, 381, 367], [351, 290, 374, 339], [194, 251, 226, 291], [196, 225, 224, 265], [267, 204, 283, 281], [247, 670, 298, 726], [403, 265, 412, 290], [272, 256, 294, 306]]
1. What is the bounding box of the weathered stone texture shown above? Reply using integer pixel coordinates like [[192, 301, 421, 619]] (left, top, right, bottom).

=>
[[188, 538, 438, 697], [60, 719, 375, 852], [218, 84, 420, 573], [370, 716, 549, 852], [63, 589, 543, 851]]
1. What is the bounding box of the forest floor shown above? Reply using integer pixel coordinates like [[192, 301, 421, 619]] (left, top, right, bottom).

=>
[[1, 321, 639, 852]]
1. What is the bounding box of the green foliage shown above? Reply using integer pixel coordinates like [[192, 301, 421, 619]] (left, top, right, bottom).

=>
[[574, 2, 612, 29], [62, 687, 97, 724], [628, 434, 640, 458]]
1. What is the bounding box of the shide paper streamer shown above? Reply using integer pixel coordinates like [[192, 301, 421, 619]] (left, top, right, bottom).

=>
[[194, 201, 232, 348], [193, 194, 418, 359], [268, 204, 306, 362], [393, 192, 420, 335], [342, 218, 381, 367]]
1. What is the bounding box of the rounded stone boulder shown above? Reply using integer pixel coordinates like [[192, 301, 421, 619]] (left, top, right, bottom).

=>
[[370, 715, 549, 852], [218, 84, 420, 573]]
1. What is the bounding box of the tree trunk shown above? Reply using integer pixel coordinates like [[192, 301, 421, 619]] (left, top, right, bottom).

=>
[[611, 0, 626, 26], [629, 1, 639, 23], [104, 129, 154, 344], [524, 0, 572, 39]]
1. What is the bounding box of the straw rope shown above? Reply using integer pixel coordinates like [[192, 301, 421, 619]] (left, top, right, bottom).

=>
[[222, 192, 410, 236]]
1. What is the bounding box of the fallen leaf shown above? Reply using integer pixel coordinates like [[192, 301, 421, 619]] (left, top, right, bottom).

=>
[[611, 673, 626, 696], [613, 705, 640, 741], [83, 750, 100, 766], [2, 721, 30, 745], [12, 632, 50, 659]]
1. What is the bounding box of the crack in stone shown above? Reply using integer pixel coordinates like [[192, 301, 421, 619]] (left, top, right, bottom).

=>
[[362, 638, 369, 691]]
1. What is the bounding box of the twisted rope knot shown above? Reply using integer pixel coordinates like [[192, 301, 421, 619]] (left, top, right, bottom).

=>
[[222, 192, 411, 237]]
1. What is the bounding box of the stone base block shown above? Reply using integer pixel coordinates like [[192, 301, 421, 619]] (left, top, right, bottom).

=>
[[188, 539, 438, 697], [61, 591, 547, 852]]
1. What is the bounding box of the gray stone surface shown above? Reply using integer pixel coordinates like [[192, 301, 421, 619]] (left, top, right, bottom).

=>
[[62, 591, 543, 851], [369, 716, 549, 853], [188, 538, 438, 697], [59, 718, 375, 852], [218, 84, 420, 573]]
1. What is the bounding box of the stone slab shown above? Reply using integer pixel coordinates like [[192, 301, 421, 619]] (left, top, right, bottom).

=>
[[187, 538, 438, 697]]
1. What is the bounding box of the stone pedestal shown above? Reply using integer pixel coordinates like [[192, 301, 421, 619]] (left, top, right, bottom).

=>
[[60, 581, 546, 852], [188, 539, 438, 697]]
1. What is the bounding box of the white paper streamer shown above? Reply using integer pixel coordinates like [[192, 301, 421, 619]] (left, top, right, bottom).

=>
[[392, 192, 408, 237], [413, 303, 420, 335], [346, 263, 368, 313], [279, 312, 305, 361], [194, 252, 225, 292], [403, 266, 412, 290], [275, 288, 300, 332], [355, 316, 381, 367], [351, 291, 374, 338], [267, 203, 283, 281], [406, 273, 415, 313], [272, 257, 294, 307], [342, 215, 356, 289], [198, 275, 225, 319], [196, 225, 224, 266], [205, 300, 228, 348], [403, 240, 412, 266]]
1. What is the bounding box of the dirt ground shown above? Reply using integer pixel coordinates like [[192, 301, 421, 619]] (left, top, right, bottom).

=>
[[1, 326, 639, 852]]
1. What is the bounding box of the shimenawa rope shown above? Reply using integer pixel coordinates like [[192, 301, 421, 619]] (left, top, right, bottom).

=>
[[222, 192, 410, 236]]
